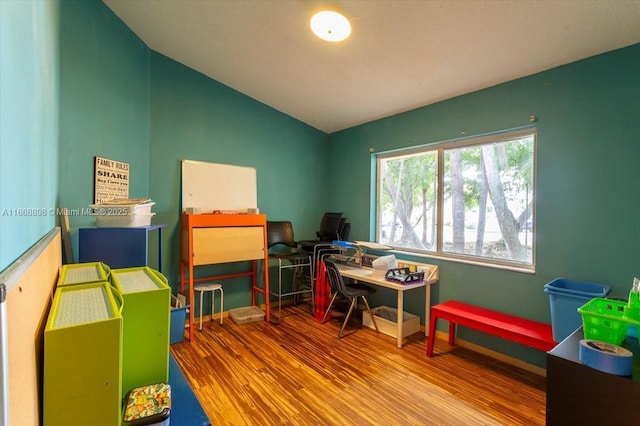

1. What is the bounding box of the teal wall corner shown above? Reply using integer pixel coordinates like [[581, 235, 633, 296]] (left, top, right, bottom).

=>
[[0, 0, 61, 271], [57, 0, 151, 261], [148, 52, 329, 295]]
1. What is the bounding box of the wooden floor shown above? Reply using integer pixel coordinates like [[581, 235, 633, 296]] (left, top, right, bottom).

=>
[[170, 304, 546, 426]]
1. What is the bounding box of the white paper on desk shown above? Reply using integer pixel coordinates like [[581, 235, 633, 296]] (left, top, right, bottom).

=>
[[416, 266, 433, 281], [372, 255, 397, 272], [354, 241, 393, 251]]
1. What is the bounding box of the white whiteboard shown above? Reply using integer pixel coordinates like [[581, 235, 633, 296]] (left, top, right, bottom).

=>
[[181, 160, 257, 213]]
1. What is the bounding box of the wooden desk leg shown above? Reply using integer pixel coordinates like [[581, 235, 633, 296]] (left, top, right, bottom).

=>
[[396, 291, 404, 348], [179, 260, 184, 296], [249, 260, 270, 322], [188, 273, 194, 342], [179, 251, 193, 341], [251, 260, 257, 307], [424, 284, 431, 338], [263, 259, 270, 321], [427, 313, 438, 357]]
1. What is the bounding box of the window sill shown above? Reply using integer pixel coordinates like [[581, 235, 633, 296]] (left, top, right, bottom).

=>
[[386, 249, 536, 275]]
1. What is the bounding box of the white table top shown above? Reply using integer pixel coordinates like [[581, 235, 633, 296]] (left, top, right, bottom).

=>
[[336, 264, 438, 291]]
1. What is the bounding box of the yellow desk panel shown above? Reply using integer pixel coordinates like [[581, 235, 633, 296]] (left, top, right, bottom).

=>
[[192, 226, 264, 265]]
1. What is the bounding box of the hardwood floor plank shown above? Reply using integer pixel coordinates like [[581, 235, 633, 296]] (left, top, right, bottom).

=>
[[171, 305, 546, 425]]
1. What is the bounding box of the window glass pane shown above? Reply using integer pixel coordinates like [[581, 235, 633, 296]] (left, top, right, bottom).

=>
[[442, 135, 534, 264], [375, 130, 535, 269], [377, 151, 438, 250]]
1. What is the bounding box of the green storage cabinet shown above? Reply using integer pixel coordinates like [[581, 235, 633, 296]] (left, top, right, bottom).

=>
[[57, 261, 111, 286], [44, 281, 123, 426], [111, 267, 171, 399]]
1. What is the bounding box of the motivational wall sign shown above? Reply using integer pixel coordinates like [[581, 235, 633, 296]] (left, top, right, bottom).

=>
[[94, 156, 129, 204]]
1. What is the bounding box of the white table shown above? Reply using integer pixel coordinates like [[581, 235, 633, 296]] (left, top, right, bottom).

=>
[[336, 263, 439, 348]]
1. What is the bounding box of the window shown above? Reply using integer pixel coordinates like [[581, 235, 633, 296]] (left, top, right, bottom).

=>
[[377, 129, 535, 269]]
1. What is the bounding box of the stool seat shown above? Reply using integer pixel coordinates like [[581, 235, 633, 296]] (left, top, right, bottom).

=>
[[195, 283, 222, 292], [194, 282, 224, 329]]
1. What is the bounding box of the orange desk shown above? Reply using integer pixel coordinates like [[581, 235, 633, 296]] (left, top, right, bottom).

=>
[[180, 213, 270, 341]]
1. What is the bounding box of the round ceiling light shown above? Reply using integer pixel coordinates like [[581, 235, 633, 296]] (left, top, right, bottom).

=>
[[310, 10, 351, 42]]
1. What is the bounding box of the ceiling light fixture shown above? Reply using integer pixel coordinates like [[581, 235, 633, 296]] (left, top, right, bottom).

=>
[[310, 10, 351, 42]]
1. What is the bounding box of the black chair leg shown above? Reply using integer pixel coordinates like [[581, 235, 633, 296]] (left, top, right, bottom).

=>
[[321, 292, 338, 323], [338, 297, 358, 338], [361, 296, 379, 333]]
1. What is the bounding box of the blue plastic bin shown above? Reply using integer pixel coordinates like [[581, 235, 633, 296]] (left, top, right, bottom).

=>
[[170, 305, 188, 344], [544, 278, 610, 342]]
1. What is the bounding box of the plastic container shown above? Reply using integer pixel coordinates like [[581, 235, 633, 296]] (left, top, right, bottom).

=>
[[626, 278, 640, 321], [578, 297, 640, 345], [544, 278, 610, 342], [229, 306, 265, 324], [171, 295, 188, 344], [170, 306, 187, 344], [90, 201, 155, 215], [362, 306, 420, 338], [96, 213, 155, 228]]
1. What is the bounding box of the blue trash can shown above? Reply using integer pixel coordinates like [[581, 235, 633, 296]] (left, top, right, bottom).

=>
[[170, 304, 188, 344], [544, 278, 610, 342]]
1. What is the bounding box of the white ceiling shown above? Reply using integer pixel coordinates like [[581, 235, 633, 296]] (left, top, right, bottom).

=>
[[103, 0, 640, 134]]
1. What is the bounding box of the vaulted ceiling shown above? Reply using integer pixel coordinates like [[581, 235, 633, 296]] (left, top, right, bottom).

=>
[[103, 0, 640, 133]]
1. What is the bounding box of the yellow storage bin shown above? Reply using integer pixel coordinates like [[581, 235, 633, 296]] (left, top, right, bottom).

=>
[[57, 261, 110, 286], [44, 281, 123, 425], [111, 267, 171, 399]]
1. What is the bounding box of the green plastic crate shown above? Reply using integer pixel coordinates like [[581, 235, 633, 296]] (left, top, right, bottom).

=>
[[578, 298, 640, 345], [110, 267, 171, 399]]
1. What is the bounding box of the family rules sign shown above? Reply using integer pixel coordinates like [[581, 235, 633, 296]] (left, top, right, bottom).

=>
[[94, 156, 129, 204]]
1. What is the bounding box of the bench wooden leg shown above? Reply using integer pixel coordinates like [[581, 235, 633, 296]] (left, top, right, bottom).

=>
[[426, 311, 438, 357], [448, 321, 456, 346]]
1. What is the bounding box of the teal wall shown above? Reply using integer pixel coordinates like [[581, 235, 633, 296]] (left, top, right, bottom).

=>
[[149, 52, 329, 308], [58, 0, 150, 260], [329, 44, 640, 364], [0, 0, 60, 271]]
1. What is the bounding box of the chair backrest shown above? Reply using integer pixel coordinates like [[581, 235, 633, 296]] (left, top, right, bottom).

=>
[[267, 221, 297, 249], [336, 217, 346, 239], [324, 260, 346, 294], [316, 212, 343, 241], [338, 221, 350, 241]]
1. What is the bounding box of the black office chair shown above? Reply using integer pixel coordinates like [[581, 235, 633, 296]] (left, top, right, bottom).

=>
[[300, 212, 350, 289], [321, 260, 379, 338], [299, 212, 344, 253], [266, 221, 313, 322]]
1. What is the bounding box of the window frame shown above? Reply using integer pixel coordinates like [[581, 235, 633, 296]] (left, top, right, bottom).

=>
[[375, 127, 537, 273]]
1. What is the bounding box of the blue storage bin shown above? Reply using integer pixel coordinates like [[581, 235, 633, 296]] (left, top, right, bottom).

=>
[[544, 278, 610, 342], [170, 305, 188, 344]]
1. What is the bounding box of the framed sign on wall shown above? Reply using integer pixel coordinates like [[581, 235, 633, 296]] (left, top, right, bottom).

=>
[[94, 156, 129, 204]]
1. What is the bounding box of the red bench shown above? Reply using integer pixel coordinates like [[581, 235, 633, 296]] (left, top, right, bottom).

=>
[[426, 300, 556, 357]]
